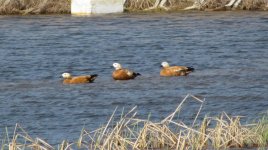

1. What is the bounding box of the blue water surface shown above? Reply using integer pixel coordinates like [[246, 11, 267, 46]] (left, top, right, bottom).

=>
[[0, 11, 267, 144]]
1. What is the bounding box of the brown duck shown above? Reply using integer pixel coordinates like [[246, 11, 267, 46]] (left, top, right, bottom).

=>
[[160, 61, 194, 77], [62, 73, 98, 84], [112, 63, 141, 80]]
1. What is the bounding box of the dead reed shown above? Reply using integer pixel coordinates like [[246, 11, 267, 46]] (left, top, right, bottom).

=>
[[201, 0, 229, 9], [201, 0, 268, 10], [124, 0, 155, 10], [124, 0, 194, 10], [125, 0, 268, 11], [239, 0, 268, 10], [77, 94, 268, 150], [0, 0, 267, 14], [1, 94, 268, 150], [0, 0, 70, 15]]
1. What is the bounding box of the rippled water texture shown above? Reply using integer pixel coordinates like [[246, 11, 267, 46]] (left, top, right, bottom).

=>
[[0, 11, 267, 144]]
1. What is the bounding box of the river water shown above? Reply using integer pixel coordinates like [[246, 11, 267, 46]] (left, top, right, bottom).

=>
[[0, 11, 267, 144]]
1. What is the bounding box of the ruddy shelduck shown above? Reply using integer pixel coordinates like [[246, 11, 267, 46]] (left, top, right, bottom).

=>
[[112, 63, 141, 80], [160, 61, 194, 77], [62, 73, 98, 84]]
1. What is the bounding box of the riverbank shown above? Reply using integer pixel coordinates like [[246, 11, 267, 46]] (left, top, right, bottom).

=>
[[0, 0, 70, 15], [0, 0, 267, 15], [2, 95, 268, 149]]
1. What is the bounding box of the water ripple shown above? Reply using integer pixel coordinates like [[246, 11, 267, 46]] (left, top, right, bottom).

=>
[[0, 12, 267, 143]]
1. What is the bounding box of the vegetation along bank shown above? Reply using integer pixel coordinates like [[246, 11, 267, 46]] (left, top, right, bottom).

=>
[[2, 95, 268, 149], [0, 0, 267, 15]]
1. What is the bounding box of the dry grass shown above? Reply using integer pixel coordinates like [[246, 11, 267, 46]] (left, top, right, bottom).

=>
[[240, 0, 268, 10], [201, 0, 229, 9], [1, 124, 55, 150], [187, 0, 268, 10], [0, 0, 70, 15], [77, 94, 268, 150], [1, 94, 268, 150], [0, 0, 267, 14], [124, 0, 155, 10], [125, 0, 268, 11], [124, 0, 195, 11]]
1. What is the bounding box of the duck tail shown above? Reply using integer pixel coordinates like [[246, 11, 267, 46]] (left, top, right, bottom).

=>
[[90, 74, 98, 80], [134, 72, 141, 77], [91, 74, 98, 77], [187, 67, 195, 72]]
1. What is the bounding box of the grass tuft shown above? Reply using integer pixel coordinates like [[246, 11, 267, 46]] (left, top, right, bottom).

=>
[[0, 0, 70, 15], [1, 94, 268, 149], [0, 0, 267, 14]]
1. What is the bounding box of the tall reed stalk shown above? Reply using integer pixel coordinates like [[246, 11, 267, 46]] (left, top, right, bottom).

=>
[[77, 94, 267, 150], [1, 94, 268, 150]]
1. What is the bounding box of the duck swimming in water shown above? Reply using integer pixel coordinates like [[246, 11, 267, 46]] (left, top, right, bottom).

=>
[[160, 61, 194, 77], [62, 73, 98, 84], [112, 63, 141, 80]]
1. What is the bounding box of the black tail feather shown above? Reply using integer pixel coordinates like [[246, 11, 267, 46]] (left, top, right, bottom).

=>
[[134, 72, 141, 77], [86, 74, 98, 82], [187, 67, 195, 72], [90, 74, 98, 78]]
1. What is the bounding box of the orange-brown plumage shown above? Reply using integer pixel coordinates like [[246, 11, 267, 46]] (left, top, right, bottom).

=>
[[62, 73, 98, 84], [160, 62, 194, 77], [112, 63, 140, 80]]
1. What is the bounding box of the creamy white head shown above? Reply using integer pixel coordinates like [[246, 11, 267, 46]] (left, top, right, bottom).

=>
[[62, 73, 72, 79], [113, 63, 122, 70], [161, 62, 170, 68]]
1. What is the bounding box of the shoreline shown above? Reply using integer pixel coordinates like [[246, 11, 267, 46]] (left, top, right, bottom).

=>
[[0, 0, 267, 15], [0, 9, 267, 16]]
